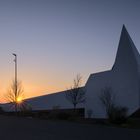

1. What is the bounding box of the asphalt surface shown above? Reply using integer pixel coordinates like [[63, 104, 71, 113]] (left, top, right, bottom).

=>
[[0, 115, 140, 140]]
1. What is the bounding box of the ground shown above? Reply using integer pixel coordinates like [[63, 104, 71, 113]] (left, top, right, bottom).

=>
[[0, 115, 140, 140]]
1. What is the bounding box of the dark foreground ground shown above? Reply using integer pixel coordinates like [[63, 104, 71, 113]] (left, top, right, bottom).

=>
[[0, 115, 140, 140]]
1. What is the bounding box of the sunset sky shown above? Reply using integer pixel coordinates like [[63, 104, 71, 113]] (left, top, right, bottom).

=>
[[0, 0, 140, 102]]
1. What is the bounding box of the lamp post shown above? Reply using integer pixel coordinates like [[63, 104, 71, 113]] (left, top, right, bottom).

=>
[[12, 53, 17, 112], [13, 53, 17, 83]]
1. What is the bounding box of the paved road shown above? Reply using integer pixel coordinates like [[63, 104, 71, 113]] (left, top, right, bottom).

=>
[[0, 115, 140, 140]]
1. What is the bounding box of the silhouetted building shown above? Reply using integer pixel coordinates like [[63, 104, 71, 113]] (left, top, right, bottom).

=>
[[1, 25, 140, 118], [85, 25, 140, 118]]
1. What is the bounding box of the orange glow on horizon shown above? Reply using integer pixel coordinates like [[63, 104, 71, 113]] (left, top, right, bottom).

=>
[[0, 73, 87, 103]]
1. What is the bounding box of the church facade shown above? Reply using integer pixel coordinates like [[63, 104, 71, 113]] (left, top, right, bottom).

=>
[[85, 25, 140, 118]]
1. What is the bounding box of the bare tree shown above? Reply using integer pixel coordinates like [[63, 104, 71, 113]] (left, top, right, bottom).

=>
[[65, 74, 86, 109], [100, 87, 128, 123], [5, 80, 25, 112], [99, 87, 115, 118]]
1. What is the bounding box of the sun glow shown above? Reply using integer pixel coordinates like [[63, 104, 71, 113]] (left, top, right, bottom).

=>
[[16, 97, 23, 103]]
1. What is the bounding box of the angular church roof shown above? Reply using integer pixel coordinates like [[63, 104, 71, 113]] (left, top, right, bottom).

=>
[[112, 25, 140, 71]]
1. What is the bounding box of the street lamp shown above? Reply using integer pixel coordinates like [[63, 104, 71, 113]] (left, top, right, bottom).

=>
[[12, 53, 17, 97]]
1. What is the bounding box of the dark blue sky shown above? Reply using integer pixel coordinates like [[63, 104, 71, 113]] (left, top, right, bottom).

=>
[[0, 0, 140, 100]]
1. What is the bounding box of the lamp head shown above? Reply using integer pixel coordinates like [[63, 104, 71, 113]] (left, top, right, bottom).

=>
[[12, 53, 17, 56]]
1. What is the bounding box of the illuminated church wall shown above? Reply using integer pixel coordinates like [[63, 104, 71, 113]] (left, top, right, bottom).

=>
[[85, 25, 140, 118]]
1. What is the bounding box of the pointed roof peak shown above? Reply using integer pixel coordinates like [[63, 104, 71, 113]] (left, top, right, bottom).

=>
[[122, 24, 126, 30], [121, 24, 129, 35], [120, 24, 134, 46], [112, 25, 140, 70]]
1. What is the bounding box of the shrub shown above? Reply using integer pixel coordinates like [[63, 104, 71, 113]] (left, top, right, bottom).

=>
[[57, 112, 71, 120], [99, 87, 128, 124], [109, 106, 128, 124], [47, 111, 71, 120], [87, 109, 93, 118]]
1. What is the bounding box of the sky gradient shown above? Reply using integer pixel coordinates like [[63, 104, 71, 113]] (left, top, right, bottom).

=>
[[0, 0, 140, 102]]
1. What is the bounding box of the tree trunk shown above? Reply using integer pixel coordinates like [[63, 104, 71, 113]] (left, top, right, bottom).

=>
[[15, 104, 18, 116], [74, 104, 76, 111]]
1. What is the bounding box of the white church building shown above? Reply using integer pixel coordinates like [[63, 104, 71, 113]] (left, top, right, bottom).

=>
[[1, 25, 140, 118], [85, 25, 140, 118]]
